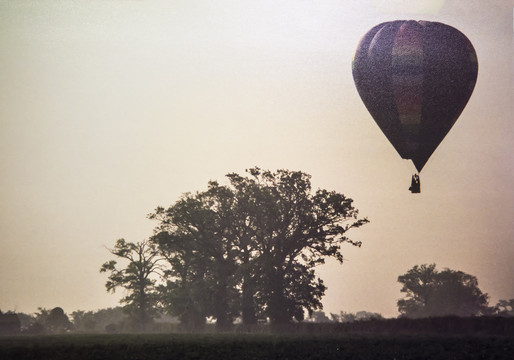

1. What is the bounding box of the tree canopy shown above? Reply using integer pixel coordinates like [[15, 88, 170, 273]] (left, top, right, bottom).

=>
[[149, 167, 368, 327], [495, 299, 514, 317], [397, 264, 490, 318], [45, 307, 72, 333], [100, 239, 162, 330]]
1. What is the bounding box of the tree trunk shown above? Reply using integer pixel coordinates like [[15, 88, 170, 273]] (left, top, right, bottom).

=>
[[138, 283, 149, 331], [214, 290, 231, 331], [267, 270, 290, 326], [214, 267, 233, 331], [241, 248, 257, 326], [241, 273, 257, 325]]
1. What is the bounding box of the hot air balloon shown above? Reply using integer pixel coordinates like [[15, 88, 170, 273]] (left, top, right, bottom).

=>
[[352, 20, 478, 193]]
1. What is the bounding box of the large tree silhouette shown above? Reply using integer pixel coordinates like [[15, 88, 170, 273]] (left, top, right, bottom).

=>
[[150, 167, 368, 327], [397, 264, 490, 318], [232, 168, 368, 325]]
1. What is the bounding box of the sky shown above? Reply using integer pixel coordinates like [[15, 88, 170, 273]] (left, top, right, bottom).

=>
[[0, 0, 512, 318]]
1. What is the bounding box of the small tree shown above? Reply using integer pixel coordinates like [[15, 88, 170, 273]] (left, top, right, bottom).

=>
[[71, 310, 97, 332], [45, 307, 72, 333], [495, 299, 514, 317], [308, 310, 332, 323], [397, 264, 489, 318], [100, 239, 162, 330], [0, 311, 21, 335], [72, 307, 128, 333]]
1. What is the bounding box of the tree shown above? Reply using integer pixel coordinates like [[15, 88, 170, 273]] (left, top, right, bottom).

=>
[[307, 310, 332, 323], [72, 307, 128, 333], [150, 167, 368, 327], [15, 312, 34, 332], [0, 311, 21, 335], [151, 231, 212, 331], [397, 264, 490, 318], [71, 310, 97, 332], [28, 307, 72, 333], [100, 239, 162, 330], [45, 307, 72, 333], [229, 168, 368, 325], [495, 299, 514, 317], [150, 183, 241, 331]]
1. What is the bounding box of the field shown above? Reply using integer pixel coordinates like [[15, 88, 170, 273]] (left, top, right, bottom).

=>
[[1, 333, 513, 360]]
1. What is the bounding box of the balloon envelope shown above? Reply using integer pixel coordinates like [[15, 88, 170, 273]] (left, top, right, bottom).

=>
[[352, 20, 478, 172]]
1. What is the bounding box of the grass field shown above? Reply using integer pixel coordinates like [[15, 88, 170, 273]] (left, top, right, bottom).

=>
[[1, 333, 513, 360]]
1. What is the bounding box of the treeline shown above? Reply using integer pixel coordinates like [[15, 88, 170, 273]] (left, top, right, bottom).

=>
[[2, 307, 514, 336], [101, 168, 369, 331], [0, 308, 384, 335], [1, 307, 131, 335], [266, 316, 514, 336], [1, 307, 73, 335]]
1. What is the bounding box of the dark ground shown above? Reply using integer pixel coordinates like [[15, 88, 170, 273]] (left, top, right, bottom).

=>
[[1, 333, 513, 360]]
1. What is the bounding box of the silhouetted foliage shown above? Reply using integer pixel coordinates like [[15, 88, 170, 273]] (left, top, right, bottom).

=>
[[331, 311, 384, 323], [45, 307, 72, 333], [33, 307, 50, 324], [71, 310, 97, 332], [22, 307, 73, 334], [150, 183, 241, 331], [100, 239, 162, 330], [495, 299, 514, 317], [14, 313, 34, 332], [226, 168, 368, 325], [71, 307, 128, 333], [307, 310, 332, 323], [0, 311, 20, 335], [290, 316, 514, 336], [25, 322, 45, 335], [149, 167, 368, 328], [152, 229, 211, 331], [397, 264, 490, 318], [26, 307, 51, 334]]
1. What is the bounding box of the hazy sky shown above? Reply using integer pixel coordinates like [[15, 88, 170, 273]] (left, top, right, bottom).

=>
[[1, 0, 512, 318]]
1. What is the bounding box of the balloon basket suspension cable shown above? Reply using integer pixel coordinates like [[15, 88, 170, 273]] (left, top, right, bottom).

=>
[[409, 173, 421, 194]]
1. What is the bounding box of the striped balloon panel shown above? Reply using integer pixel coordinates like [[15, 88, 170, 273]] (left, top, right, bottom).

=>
[[392, 22, 424, 155]]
